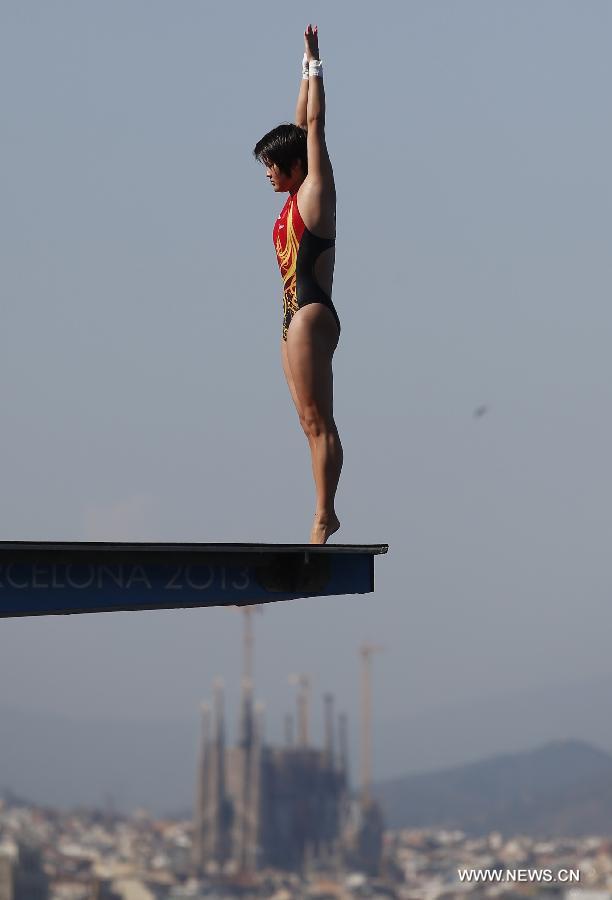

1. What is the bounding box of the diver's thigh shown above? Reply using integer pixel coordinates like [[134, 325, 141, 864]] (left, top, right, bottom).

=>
[[286, 306, 335, 419]]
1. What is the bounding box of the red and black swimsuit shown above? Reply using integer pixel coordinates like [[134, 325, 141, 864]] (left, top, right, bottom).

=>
[[273, 191, 341, 342]]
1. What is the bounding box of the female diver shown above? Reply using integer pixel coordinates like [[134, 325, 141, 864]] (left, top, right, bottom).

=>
[[253, 24, 343, 545]]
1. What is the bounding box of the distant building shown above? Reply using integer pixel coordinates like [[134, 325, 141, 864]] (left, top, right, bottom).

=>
[[192, 678, 348, 875], [343, 798, 385, 877], [0, 838, 49, 900], [91, 878, 123, 900]]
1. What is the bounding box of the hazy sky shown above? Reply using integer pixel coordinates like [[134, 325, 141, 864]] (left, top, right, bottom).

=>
[[1, 1, 611, 782]]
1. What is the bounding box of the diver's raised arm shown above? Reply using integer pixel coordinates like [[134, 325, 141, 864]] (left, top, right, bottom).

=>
[[303, 24, 333, 184], [305, 24, 325, 126], [295, 50, 309, 129]]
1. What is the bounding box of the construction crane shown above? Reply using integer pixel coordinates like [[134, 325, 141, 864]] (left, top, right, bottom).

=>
[[289, 673, 311, 747], [360, 643, 384, 809], [241, 605, 263, 685], [255, 700, 266, 742], [238, 606, 263, 749], [323, 692, 335, 765]]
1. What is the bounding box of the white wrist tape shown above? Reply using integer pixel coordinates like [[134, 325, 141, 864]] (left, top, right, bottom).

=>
[[302, 53, 309, 80], [308, 59, 323, 77]]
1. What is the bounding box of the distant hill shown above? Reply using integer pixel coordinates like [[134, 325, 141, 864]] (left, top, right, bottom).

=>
[[373, 739, 612, 836]]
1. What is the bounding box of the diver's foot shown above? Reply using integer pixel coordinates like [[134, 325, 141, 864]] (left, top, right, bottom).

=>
[[309, 511, 341, 545]]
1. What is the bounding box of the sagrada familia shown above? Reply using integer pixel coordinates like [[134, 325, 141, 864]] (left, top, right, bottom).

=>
[[191, 611, 384, 877]]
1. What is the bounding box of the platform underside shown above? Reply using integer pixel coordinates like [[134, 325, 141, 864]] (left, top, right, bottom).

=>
[[0, 541, 388, 618]]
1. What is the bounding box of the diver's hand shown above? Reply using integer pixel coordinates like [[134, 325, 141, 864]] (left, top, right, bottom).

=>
[[304, 24, 320, 61]]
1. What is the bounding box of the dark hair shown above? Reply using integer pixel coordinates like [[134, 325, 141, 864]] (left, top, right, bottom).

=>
[[253, 123, 308, 178]]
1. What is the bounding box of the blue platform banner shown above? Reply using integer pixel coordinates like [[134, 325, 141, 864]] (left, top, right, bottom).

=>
[[0, 542, 387, 618]]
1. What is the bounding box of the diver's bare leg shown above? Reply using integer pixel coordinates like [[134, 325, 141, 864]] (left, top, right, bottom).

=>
[[281, 336, 317, 483], [286, 304, 342, 544]]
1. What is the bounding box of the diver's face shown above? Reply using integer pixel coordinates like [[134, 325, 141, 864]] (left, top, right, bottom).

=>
[[265, 162, 287, 192], [265, 160, 303, 193]]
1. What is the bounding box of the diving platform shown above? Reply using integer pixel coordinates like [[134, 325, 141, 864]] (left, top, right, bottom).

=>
[[0, 541, 389, 618]]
